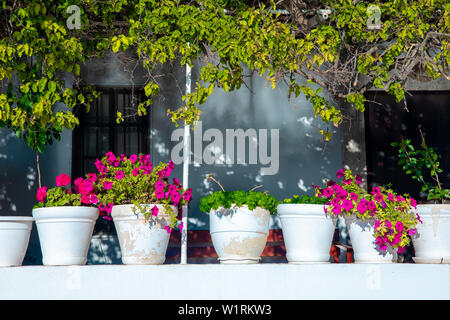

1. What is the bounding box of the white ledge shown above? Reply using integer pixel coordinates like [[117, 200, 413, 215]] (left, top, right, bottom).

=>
[[0, 264, 449, 300]]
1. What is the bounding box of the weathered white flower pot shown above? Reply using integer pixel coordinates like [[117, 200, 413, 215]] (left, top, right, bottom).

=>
[[345, 216, 397, 263], [412, 204, 450, 264], [277, 204, 337, 263], [32, 206, 99, 266], [0, 217, 33, 267], [209, 205, 270, 264], [111, 204, 176, 265]]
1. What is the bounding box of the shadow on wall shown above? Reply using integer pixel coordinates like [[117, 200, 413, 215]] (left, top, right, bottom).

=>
[[150, 65, 343, 231]]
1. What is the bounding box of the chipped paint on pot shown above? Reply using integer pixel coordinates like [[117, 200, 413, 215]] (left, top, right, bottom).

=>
[[32, 206, 98, 266], [111, 204, 177, 265], [0, 217, 33, 267], [412, 204, 450, 264], [277, 204, 337, 263], [209, 205, 270, 264], [345, 216, 397, 263]]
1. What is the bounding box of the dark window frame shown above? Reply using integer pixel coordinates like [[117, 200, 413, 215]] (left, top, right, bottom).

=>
[[72, 86, 151, 180]]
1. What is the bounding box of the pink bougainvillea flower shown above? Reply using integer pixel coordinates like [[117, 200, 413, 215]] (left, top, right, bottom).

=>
[[370, 186, 381, 195], [355, 174, 363, 185], [77, 180, 94, 195], [183, 189, 192, 202], [155, 191, 165, 200], [416, 214, 423, 224], [115, 170, 125, 180], [56, 173, 71, 187], [89, 194, 99, 205], [151, 205, 159, 216], [81, 194, 91, 205], [395, 221, 404, 232], [342, 199, 354, 212], [407, 228, 416, 236], [323, 188, 333, 198], [179, 222, 184, 233], [350, 192, 358, 201], [410, 198, 418, 209], [164, 226, 171, 234], [387, 193, 395, 202], [342, 179, 352, 185], [132, 167, 140, 177], [36, 186, 48, 203], [129, 154, 138, 164], [173, 178, 181, 186], [87, 173, 97, 183], [397, 246, 405, 254], [336, 169, 345, 179], [103, 180, 113, 190], [374, 193, 384, 202]]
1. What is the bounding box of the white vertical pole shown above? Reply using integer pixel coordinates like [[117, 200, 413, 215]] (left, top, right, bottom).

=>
[[181, 61, 191, 265]]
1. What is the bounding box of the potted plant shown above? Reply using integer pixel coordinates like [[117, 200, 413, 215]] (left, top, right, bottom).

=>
[[32, 173, 99, 265], [277, 194, 336, 263], [93, 152, 192, 265], [0, 216, 34, 267], [314, 169, 421, 263], [199, 175, 278, 264], [392, 130, 450, 263]]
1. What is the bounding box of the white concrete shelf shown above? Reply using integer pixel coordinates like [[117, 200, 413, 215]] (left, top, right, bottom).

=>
[[0, 264, 449, 300]]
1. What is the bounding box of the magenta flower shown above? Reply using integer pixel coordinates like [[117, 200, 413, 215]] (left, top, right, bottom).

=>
[[103, 180, 113, 190], [77, 180, 94, 195], [36, 186, 47, 203], [323, 188, 333, 198], [151, 205, 159, 216], [89, 194, 99, 205], [115, 170, 125, 180], [355, 174, 363, 184], [336, 169, 345, 179], [350, 192, 358, 201], [129, 154, 138, 164], [164, 226, 171, 234], [342, 199, 354, 212], [374, 194, 384, 202], [342, 179, 352, 185], [56, 174, 71, 187], [179, 222, 184, 233], [395, 221, 404, 232], [87, 173, 97, 182]]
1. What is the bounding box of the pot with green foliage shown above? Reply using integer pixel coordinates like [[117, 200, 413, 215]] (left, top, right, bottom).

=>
[[277, 195, 336, 263], [392, 131, 450, 263], [32, 174, 99, 266], [200, 177, 278, 264], [93, 152, 192, 265], [315, 169, 421, 263]]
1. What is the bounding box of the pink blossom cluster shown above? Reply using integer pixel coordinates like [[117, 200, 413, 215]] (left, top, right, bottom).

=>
[[36, 173, 98, 206], [93, 152, 192, 232], [314, 169, 422, 253]]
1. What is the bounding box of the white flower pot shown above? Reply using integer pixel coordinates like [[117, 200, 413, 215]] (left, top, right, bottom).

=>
[[209, 205, 270, 264], [32, 206, 99, 266], [0, 217, 33, 267], [277, 204, 337, 263], [111, 204, 176, 265], [345, 216, 397, 263], [412, 204, 450, 264]]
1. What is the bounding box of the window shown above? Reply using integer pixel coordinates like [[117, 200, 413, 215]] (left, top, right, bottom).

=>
[[72, 87, 150, 234], [72, 87, 150, 179], [364, 91, 450, 200]]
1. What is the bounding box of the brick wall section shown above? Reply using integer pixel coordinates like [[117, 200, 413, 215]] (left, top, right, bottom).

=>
[[165, 229, 353, 264]]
